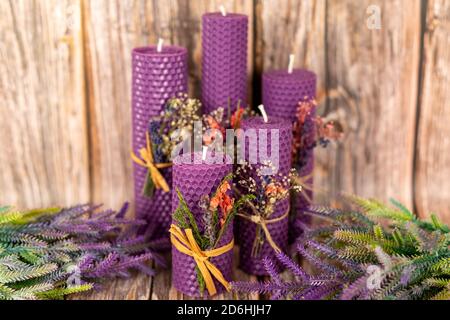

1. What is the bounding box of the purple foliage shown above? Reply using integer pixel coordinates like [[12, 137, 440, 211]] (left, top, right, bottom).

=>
[[37, 203, 166, 284], [275, 251, 308, 280], [263, 257, 282, 284], [339, 275, 369, 300], [297, 243, 339, 274]]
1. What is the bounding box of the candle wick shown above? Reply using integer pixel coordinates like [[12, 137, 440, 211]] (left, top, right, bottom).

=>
[[202, 146, 208, 161], [288, 54, 295, 74], [258, 104, 269, 123], [219, 5, 227, 16], [157, 38, 164, 53]]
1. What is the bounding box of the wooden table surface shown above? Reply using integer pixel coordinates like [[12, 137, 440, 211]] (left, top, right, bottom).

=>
[[71, 248, 263, 300]]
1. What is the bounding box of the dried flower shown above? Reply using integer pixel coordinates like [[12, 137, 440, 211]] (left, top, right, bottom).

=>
[[150, 95, 202, 161], [231, 107, 245, 129], [293, 97, 343, 169], [209, 181, 234, 226]]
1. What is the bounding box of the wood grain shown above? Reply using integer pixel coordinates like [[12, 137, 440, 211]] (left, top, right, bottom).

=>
[[0, 0, 89, 208], [415, 0, 450, 222], [322, 0, 421, 208], [257, 0, 327, 90], [70, 272, 152, 300]]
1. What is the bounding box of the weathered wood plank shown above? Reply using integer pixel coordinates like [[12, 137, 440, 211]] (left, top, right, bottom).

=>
[[415, 0, 450, 222], [257, 0, 326, 91], [322, 0, 421, 207], [70, 272, 152, 300], [0, 0, 89, 208]]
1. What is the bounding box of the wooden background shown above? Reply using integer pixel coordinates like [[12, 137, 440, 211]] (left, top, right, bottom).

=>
[[0, 0, 449, 300], [2, 0, 449, 222]]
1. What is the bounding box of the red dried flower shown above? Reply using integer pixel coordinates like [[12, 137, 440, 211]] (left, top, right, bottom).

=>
[[231, 107, 245, 129], [210, 181, 234, 226]]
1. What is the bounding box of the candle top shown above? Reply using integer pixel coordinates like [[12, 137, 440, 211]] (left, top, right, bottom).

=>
[[264, 69, 316, 83], [241, 116, 292, 130], [173, 151, 232, 168], [202, 12, 248, 21], [132, 45, 187, 57]]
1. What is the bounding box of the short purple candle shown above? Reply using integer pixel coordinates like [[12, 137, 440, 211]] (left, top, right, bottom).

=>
[[171, 152, 233, 297], [237, 117, 292, 276], [201, 12, 248, 114], [263, 69, 317, 242], [131, 46, 188, 239]]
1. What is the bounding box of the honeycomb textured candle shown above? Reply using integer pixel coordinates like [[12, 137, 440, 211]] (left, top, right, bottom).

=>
[[237, 117, 293, 276], [131, 46, 187, 239], [201, 13, 248, 114], [171, 153, 233, 297], [263, 69, 316, 242]]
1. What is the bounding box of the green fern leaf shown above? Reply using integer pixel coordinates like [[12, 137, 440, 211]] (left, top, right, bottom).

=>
[[0, 209, 24, 225], [0, 263, 58, 284], [351, 196, 413, 222], [36, 283, 94, 300], [430, 288, 450, 300], [0, 283, 14, 300]]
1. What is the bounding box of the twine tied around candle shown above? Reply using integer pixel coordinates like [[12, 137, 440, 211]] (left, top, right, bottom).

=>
[[237, 205, 290, 255], [131, 131, 172, 194], [169, 224, 234, 296]]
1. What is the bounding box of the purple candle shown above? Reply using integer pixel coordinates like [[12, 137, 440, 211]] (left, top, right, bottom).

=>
[[201, 12, 248, 114], [131, 45, 188, 239], [262, 68, 316, 242], [171, 152, 233, 297], [237, 116, 292, 276]]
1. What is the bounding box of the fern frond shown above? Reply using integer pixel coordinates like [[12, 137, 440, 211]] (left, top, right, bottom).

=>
[[373, 225, 384, 240], [334, 230, 395, 250], [351, 196, 413, 222], [36, 283, 94, 300], [430, 288, 450, 300], [0, 263, 58, 284], [431, 258, 450, 274], [0, 283, 14, 300], [10, 282, 54, 300], [430, 214, 450, 233], [338, 246, 377, 263], [12, 207, 60, 225], [0, 209, 24, 225], [424, 277, 450, 287]]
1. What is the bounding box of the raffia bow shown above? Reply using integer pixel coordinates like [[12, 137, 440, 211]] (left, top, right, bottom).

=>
[[131, 132, 172, 194], [237, 206, 290, 255], [169, 224, 234, 296]]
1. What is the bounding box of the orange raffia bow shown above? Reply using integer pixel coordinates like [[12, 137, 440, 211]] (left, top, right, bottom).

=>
[[169, 224, 234, 296], [131, 132, 172, 193]]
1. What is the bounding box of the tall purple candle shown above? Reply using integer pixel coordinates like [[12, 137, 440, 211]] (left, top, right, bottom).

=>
[[171, 152, 233, 297], [263, 69, 316, 242], [201, 12, 248, 114], [237, 117, 292, 276], [131, 46, 188, 239]]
